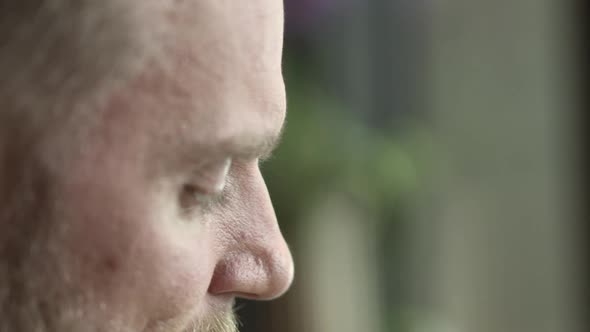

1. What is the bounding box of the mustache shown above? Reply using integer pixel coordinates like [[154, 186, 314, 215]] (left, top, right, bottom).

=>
[[186, 307, 240, 332]]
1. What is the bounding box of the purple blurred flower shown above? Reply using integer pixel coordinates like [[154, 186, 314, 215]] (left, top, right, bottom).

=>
[[284, 0, 349, 34]]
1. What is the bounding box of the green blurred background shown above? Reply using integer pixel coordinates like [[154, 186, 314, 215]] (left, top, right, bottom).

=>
[[239, 1, 585, 331]]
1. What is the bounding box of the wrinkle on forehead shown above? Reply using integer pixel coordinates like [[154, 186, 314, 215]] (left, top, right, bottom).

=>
[[97, 0, 287, 175], [157, 3, 286, 140], [161, 0, 284, 68]]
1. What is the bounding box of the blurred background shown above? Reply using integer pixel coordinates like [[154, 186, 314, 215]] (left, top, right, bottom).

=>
[[239, 0, 587, 331]]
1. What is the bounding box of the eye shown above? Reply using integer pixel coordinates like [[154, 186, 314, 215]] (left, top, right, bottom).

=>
[[179, 158, 232, 212], [179, 184, 217, 211]]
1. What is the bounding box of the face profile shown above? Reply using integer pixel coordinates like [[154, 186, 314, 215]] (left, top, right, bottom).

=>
[[0, 1, 294, 331]]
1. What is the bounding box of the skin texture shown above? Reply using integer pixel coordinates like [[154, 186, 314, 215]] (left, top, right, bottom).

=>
[[0, 1, 294, 331]]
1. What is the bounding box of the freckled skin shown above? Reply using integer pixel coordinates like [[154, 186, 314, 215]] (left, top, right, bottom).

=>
[[0, 0, 293, 331]]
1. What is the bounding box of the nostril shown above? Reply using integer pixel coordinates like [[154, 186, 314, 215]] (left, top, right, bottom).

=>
[[207, 248, 294, 300], [207, 253, 267, 297]]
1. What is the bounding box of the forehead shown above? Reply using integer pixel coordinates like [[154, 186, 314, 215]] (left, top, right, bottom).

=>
[[105, 0, 287, 161], [167, 1, 286, 136], [165, 0, 285, 67]]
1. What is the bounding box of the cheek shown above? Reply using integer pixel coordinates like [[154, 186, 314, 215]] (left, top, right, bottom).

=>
[[57, 162, 214, 325]]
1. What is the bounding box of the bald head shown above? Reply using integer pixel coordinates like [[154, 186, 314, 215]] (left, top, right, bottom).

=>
[[0, 1, 166, 123], [1, 1, 292, 331]]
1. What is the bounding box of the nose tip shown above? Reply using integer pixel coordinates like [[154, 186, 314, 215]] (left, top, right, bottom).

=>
[[208, 237, 294, 300], [256, 241, 294, 300], [208, 165, 294, 300]]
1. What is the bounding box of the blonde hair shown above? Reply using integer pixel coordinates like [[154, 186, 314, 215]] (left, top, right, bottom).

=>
[[0, 0, 167, 129]]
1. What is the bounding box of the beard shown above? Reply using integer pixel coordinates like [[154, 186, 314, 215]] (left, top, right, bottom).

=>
[[0, 185, 106, 332], [185, 311, 239, 332], [0, 159, 240, 332], [148, 307, 239, 332], [0, 266, 239, 332]]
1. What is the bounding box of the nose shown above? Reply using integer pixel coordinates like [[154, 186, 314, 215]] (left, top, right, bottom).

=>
[[208, 165, 294, 300]]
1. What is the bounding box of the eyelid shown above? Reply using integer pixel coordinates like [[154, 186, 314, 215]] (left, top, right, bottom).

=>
[[188, 185, 225, 205], [180, 184, 225, 213], [194, 158, 232, 193], [180, 158, 232, 211]]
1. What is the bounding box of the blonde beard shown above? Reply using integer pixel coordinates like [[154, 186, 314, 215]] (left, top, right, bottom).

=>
[[0, 169, 240, 332], [146, 308, 238, 332], [190, 311, 239, 332], [0, 257, 240, 332]]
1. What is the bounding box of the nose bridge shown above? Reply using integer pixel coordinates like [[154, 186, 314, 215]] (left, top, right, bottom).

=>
[[209, 165, 294, 300]]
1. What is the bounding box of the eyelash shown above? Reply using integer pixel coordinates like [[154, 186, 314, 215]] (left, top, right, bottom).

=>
[[179, 157, 234, 211], [180, 184, 227, 214]]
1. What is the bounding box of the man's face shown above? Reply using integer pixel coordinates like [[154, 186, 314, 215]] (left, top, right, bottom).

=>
[[0, 1, 293, 331]]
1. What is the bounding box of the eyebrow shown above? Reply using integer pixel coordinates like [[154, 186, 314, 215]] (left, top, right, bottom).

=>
[[221, 123, 286, 162]]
